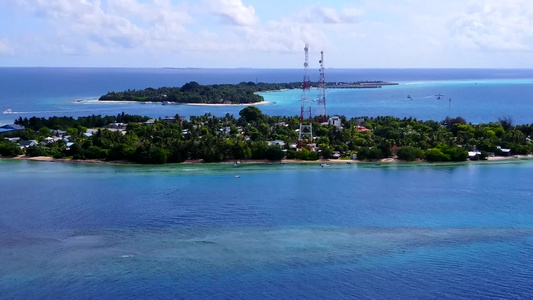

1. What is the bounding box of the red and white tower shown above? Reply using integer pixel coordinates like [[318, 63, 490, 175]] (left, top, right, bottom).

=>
[[316, 51, 328, 123], [298, 44, 313, 150]]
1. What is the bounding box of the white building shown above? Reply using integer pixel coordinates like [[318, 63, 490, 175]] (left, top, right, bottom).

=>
[[328, 116, 342, 129], [220, 126, 231, 135], [268, 140, 286, 147]]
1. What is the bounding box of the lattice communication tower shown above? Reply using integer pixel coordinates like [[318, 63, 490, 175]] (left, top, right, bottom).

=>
[[316, 51, 328, 123], [298, 44, 313, 150]]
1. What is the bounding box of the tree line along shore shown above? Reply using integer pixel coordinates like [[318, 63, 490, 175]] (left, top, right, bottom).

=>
[[1, 107, 532, 164], [98, 81, 397, 104]]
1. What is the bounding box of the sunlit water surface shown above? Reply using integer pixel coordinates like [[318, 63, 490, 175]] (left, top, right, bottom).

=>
[[1, 160, 533, 299]]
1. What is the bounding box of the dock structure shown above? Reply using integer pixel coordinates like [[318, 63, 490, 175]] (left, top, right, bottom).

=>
[[328, 82, 399, 89]]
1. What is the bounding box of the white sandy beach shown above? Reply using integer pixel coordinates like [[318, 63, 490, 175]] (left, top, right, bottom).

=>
[[3, 154, 532, 166]]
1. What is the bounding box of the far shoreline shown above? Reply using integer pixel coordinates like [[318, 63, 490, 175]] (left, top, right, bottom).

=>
[[2, 154, 532, 167], [90, 100, 273, 106]]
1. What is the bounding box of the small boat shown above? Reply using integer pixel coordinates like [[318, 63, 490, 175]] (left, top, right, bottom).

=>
[[320, 163, 330, 167], [407, 95, 412, 99], [3, 109, 13, 115], [435, 93, 445, 97], [235, 175, 241, 178], [436, 96, 441, 100]]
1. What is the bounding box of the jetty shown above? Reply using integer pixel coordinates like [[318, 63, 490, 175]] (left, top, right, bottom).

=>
[[327, 81, 399, 89]]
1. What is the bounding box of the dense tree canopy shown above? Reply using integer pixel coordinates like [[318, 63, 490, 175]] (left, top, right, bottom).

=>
[[2, 108, 532, 164], [98, 82, 306, 104]]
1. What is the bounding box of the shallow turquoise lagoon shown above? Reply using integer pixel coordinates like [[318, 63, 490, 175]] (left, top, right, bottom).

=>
[[1, 160, 533, 299]]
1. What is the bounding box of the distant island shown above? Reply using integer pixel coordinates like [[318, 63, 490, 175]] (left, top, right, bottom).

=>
[[98, 81, 399, 104], [1, 108, 531, 165]]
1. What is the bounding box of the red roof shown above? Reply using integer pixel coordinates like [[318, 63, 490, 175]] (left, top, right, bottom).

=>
[[357, 126, 371, 132]]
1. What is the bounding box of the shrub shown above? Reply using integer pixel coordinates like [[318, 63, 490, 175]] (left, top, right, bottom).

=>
[[396, 146, 424, 161], [26, 145, 50, 157], [265, 146, 285, 160], [357, 147, 383, 160], [0, 142, 22, 157], [425, 148, 450, 162]]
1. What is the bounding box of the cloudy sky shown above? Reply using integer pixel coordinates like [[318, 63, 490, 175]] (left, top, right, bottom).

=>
[[1, 0, 533, 68]]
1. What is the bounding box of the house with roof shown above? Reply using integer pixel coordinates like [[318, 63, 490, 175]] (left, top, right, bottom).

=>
[[468, 150, 482, 159], [268, 140, 286, 147], [18, 140, 38, 149], [0, 124, 25, 133], [162, 117, 176, 123], [108, 122, 127, 130], [220, 126, 231, 135], [497, 146, 511, 156], [328, 116, 342, 129], [50, 129, 67, 136], [5, 137, 20, 143], [43, 137, 55, 144]]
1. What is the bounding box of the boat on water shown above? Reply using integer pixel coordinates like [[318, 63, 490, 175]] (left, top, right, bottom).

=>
[[320, 163, 330, 167], [407, 95, 412, 99], [435, 93, 445, 97], [3, 109, 13, 115]]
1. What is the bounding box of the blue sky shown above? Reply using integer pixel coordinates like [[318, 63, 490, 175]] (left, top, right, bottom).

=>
[[1, 0, 533, 68]]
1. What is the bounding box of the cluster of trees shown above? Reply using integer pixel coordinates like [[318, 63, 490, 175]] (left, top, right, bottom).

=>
[[14, 113, 149, 131], [98, 81, 401, 104], [1, 107, 532, 164], [0, 140, 22, 157], [98, 81, 303, 104]]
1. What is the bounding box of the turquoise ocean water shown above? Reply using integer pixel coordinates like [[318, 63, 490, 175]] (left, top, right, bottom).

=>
[[1, 68, 533, 299], [1, 68, 533, 124], [1, 160, 533, 299]]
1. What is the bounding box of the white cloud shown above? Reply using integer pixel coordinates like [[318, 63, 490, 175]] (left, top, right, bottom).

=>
[[301, 6, 361, 24], [0, 39, 14, 55], [209, 0, 258, 26], [18, 0, 145, 50], [451, 0, 533, 51], [240, 20, 329, 53]]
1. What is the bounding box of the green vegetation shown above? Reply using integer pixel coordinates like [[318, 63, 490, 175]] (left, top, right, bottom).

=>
[[98, 81, 398, 104], [1, 107, 532, 164], [0, 141, 22, 157], [99, 82, 304, 104], [396, 146, 424, 161]]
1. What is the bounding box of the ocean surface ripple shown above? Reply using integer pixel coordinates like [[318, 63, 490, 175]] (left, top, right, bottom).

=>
[[1, 160, 533, 299]]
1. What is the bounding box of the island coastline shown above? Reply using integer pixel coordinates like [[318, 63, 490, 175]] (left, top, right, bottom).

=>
[[3, 154, 532, 167]]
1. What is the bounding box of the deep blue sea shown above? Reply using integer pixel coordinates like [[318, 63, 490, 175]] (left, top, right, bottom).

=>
[[0, 68, 533, 124], [1, 160, 533, 299], [1, 68, 533, 299]]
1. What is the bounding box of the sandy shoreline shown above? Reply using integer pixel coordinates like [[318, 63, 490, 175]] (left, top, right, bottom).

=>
[[2, 155, 532, 166], [93, 100, 273, 106]]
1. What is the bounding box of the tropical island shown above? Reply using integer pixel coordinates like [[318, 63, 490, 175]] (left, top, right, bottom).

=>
[[98, 81, 398, 104], [1, 107, 532, 164]]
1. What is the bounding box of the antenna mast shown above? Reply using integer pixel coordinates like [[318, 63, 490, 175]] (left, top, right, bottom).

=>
[[298, 44, 313, 150], [316, 50, 327, 123]]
